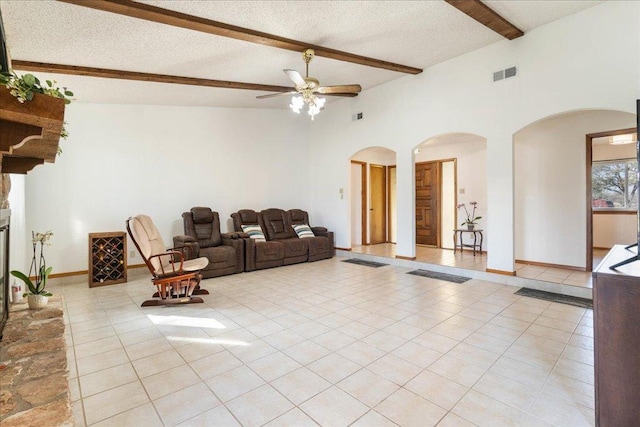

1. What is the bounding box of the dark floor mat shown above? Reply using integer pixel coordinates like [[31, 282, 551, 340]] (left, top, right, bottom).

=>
[[514, 287, 593, 309], [342, 259, 389, 268], [407, 269, 471, 284]]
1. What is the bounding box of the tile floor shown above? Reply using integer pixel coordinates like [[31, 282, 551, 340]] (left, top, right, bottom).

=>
[[350, 244, 610, 289], [58, 257, 595, 426]]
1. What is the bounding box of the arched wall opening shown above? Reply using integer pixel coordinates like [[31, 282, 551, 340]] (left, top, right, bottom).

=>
[[514, 109, 636, 272], [414, 133, 487, 251], [348, 147, 397, 248]]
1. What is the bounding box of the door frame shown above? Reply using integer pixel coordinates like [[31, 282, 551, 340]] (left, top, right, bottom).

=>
[[351, 160, 367, 246], [369, 163, 387, 244], [439, 158, 458, 249], [414, 158, 458, 248], [585, 127, 637, 271], [388, 165, 396, 243], [415, 160, 441, 247]]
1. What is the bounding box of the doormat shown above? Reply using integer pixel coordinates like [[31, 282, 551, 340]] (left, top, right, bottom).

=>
[[342, 259, 389, 268], [407, 269, 470, 284], [514, 288, 593, 309]]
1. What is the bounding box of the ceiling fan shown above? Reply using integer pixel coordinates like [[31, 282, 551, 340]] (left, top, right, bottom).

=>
[[257, 49, 362, 120]]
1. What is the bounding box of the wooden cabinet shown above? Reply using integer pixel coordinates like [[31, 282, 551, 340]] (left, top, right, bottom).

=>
[[593, 245, 640, 426], [89, 232, 127, 287]]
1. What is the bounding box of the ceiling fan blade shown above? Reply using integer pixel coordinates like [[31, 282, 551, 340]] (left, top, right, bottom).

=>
[[256, 91, 296, 99], [321, 93, 358, 98], [317, 84, 362, 94], [284, 69, 306, 87]]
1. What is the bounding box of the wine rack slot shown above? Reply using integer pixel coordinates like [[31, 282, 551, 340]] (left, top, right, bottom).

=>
[[89, 232, 127, 287]]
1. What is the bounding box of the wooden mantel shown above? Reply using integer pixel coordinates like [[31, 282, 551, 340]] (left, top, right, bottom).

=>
[[0, 86, 66, 174]]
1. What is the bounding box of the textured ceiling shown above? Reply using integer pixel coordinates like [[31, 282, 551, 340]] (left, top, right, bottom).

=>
[[0, 0, 603, 109]]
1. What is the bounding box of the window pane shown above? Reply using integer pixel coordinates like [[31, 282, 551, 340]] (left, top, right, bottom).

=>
[[627, 162, 638, 209], [592, 162, 629, 208]]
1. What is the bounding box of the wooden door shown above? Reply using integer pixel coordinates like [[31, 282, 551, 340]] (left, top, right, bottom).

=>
[[416, 161, 439, 246], [370, 164, 387, 244]]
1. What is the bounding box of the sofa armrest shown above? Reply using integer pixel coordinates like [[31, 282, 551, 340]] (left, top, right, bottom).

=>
[[222, 232, 243, 240], [311, 226, 328, 237], [236, 232, 250, 239], [222, 234, 245, 274], [172, 235, 199, 260]]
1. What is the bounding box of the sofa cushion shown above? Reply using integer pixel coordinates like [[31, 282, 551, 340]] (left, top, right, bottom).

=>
[[200, 245, 236, 265], [255, 240, 285, 262], [241, 224, 266, 241], [261, 208, 296, 240], [292, 224, 314, 239], [185, 207, 222, 247]]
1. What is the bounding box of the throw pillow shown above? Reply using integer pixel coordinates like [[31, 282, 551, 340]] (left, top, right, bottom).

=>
[[292, 224, 315, 239], [241, 224, 266, 241]]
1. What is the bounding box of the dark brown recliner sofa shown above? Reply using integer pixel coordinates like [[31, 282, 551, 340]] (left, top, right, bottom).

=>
[[231, 209, 285, 271], [231, 208, 334, 271], [174, 207, 244, 279]]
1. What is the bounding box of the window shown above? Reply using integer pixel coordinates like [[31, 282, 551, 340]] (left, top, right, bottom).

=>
[[592, 159, 638, 209]]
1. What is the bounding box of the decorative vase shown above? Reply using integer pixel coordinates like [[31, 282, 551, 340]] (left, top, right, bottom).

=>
[[27, 294, 48, 310], [466, 224, 475, 231]]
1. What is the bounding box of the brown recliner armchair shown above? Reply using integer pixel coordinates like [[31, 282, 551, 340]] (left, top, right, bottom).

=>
[[231, 209, 285, 271], [174, 207, 244, 279], [288, 209, 335, 262]]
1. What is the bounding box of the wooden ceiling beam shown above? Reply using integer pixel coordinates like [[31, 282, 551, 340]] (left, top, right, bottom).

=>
[[11, 60, 296, 93], [445, 0, 524, 40], [56, 0, 422, 75]]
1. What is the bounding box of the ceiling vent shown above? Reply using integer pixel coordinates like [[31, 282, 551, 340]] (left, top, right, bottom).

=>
[[493, 66, 518, 82]]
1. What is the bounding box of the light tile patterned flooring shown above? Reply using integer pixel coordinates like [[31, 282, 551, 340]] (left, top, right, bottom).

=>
[[351, 244, 610, 289], [59, 258, 595, 426]]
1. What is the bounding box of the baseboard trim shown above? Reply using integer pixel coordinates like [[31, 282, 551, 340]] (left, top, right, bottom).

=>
[[515, 259, 585, 272], [396, 255, 417, 261], [49, 270, 87, 279], [47, 263, 147, 279], [335, 247, 352, 251], [486, 268, 516, 276]]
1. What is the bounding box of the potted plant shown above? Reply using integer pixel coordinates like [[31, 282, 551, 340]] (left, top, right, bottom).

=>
[[11, 231, 54, 309], [458, 201, 482, 230], [0, 70, 73, 140]]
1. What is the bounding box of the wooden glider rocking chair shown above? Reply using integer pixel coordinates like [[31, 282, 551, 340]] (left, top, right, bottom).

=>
[[127, 214, 210, 307]]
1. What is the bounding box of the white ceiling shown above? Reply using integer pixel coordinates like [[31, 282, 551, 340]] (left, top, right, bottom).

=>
[[0, 0, 603, 109]]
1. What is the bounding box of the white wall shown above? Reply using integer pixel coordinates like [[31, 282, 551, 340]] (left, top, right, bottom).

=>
[[441, 161, 455, 250], [309, 1, 639, 272], [350, 162, 362, 245], [23, 104, 311, 274], [7, 175, 26, 272], [515, 110, 635, 268], [593, 214, 636, 248]]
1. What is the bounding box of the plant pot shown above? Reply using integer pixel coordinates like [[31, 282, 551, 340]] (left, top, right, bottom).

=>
[[27, 294, 49, 310], [466, 224, 475, 231]]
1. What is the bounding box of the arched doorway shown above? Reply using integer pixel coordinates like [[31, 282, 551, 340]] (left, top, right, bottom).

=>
[[349, 147, 397, 248], [414, 133, 487, 250], [514, 109, 636, 273]]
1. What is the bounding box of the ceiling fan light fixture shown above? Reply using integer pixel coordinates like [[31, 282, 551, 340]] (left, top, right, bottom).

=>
[[290, 95, 304, 114], [307, 96, 326, 121]]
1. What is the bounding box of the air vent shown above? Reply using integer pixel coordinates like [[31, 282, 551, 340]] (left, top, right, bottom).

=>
[[493, 66, 518, 82]]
